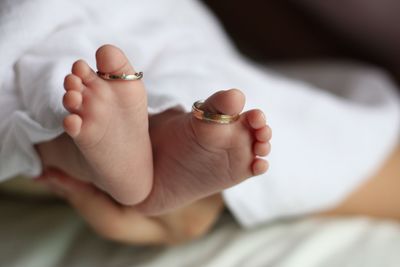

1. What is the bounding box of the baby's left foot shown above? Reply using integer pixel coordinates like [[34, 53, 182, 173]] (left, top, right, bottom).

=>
[[62, 45, 153, 205], [137, 89, 271, 214]]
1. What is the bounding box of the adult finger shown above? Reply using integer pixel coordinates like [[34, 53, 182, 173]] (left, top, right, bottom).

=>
[[41, 168, 170, 245]]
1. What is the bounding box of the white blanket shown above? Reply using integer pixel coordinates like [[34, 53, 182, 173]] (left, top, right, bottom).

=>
[[0, 0, 399, 226]]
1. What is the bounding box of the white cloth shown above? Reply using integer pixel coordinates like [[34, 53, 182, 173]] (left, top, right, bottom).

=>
[[0, 0, 399, 226]]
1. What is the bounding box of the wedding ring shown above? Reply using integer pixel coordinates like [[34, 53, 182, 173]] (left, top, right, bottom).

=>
[[192, 100, 240, 124], [97, 71, 143, 81]]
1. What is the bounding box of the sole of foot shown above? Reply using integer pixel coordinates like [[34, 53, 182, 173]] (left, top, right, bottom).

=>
[[62, 44, 153, 205], [137, 89, 271, 214]]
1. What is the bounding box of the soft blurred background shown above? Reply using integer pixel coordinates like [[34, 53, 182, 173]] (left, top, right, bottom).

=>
[[203, 0, 400, 85], [1, 1, 400, 266]]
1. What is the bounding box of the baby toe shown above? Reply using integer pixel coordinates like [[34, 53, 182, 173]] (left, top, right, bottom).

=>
[[64, 74, 84, 92], [96, 44, 137, 77], [254, 142, 271, 157], [246, 109, 266, 130], [72, 59, 97, 84], [63, 90, 83, 112], [252, 159, 269, 176], [255, 125, 272, 142], [63, 114, 82, 138], [199, 89, 245, 116]]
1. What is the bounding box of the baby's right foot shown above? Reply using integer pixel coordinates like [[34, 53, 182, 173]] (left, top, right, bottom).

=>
[[137, 89, 271, 214], [62, 45, 153, 205]]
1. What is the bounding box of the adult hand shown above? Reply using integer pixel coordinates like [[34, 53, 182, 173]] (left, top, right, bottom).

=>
[[38, 168, 224, 245]]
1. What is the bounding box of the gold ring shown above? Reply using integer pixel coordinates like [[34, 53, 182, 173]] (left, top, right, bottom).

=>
[[192, 100, 240, 124], [97, 71, 143, 81]]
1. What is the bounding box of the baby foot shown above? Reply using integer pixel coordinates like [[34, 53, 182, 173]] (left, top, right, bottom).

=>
[[62, 45, 153, 205], [137, 89, 271, 214]]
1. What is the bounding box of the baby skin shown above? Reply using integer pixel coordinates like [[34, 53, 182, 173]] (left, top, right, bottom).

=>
[[38, 45, 271, 214]]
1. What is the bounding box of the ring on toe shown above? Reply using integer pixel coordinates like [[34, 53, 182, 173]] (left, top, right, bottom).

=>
[[97, 71, 143, 81], [192, 100, 240, 124]]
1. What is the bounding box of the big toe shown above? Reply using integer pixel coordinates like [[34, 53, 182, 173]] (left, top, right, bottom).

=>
[[200, 89, 245, 116], [96, 44, 136, 76]]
